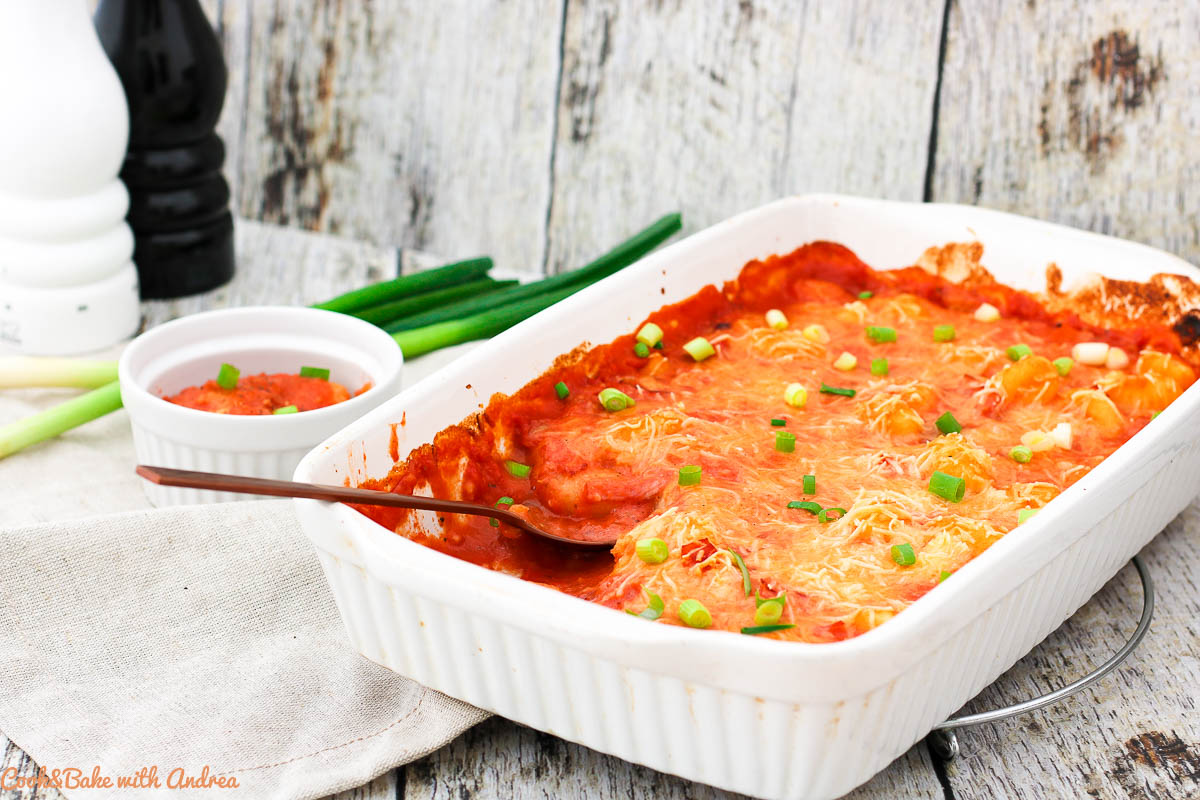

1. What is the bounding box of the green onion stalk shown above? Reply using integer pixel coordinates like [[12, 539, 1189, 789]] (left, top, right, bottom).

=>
[[0, 212, 683, 458], [0, 381, 123, 459]]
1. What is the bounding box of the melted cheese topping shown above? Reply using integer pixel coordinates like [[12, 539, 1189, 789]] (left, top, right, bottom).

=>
[[361, 244, 1197, 643]]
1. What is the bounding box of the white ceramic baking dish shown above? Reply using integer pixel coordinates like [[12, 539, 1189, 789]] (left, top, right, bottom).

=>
[[292, 195, 1200, 800]]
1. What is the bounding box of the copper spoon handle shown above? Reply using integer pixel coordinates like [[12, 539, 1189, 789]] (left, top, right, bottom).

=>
[[135, 465, 614, 549]]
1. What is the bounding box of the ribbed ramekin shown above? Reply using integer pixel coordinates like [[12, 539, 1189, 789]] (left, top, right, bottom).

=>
[[119, 306, 403, 506], [293, 195, 1200, 799]]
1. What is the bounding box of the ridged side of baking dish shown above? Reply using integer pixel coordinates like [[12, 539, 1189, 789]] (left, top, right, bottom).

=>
[[294, 195, 1200, 799], [130, 426, 312, 505]]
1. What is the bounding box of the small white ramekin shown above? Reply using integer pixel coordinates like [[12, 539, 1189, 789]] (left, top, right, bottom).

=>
[[119, 306, 403, 506]]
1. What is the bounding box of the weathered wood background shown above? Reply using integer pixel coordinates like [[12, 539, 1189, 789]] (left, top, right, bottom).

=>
[[194, 0, 1200, 277]]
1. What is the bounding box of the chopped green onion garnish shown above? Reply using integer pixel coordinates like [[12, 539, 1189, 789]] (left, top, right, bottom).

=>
[[817, 506, 846, 523], [741, 624, 795, 635], [634, 342, 650, 358], [636, 322, 663, 347], [1006, 344, 1032, 361], [939, 570, 952, 582], [819, 383, 856, 397], [300, 366, 330, 380], [1053, 356, 1074, 376], [891, 542, 916, 566], [726, 549, 752, 595], [935, 411, 962, 435], [775, 431, 796, 453], [653, 341, 663, 350], [625, 590, 664, 620], [928, 470, 965, 502], [677, 599, 712, 629], [770, 417, 786, 427], [802, 474, 816, 495], [765, 309, 788, 330], [1018, 508, 1039, 524], [784, 383, 808, 407], [678, 464, 702, 486], [598, 387, 636, 411], [1151, 410, 1161, 419], [505, 460, 531, 478], [870, 357, 889, 376], [273, 405, 299, 415], [787, 500, 821, 514], [1010, 445, 1033, 463], [858, 291, 873, 299], [216, 363, 239, 390], [496, 496, 514, 507], [683, 336, 716, 362], [866, 326, 897, 343], [754, 599, 784, 626], [933, 324, 956, 342], [489, 518, 499, 527], [554, 381, 570, 400], [636, 537, 670, 564], [754, 590, 786, 608]]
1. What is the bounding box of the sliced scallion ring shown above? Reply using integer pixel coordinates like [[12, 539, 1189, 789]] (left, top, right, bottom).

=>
[[817, 506, 846, 523], [866, 325, 897, 343], [683, 336, 716, 362], [505, 460, 532, 478], [678, 599, 712, 628], [636, 537, 670, 564], [299, 366, 330, 380], [754, 599, 784, 626], [928, 470, 965, 502], [891, 542, 916, 566], [216, 363, 239, 390], [935, 411, 962, 435], [636, 322, 663, 347], [598, 387, 635, 411]]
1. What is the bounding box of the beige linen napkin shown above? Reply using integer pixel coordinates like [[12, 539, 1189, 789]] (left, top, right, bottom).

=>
[[0, 500, 488, 799]]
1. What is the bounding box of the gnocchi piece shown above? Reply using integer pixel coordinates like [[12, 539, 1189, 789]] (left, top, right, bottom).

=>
[[1104, 350, 1197, 415], [1070, 388, 1124, 433], [998, 355, 1060, 404]]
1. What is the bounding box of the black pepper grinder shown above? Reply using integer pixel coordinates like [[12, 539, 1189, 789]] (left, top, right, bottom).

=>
[[95, 0, 235, 299]]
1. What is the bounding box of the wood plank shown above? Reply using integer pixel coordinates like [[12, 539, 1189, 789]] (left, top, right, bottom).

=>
[[542, 0, 946, 273], [930, 0, 1200, 263], [139, 218, 397, 328], [937, 502, 1200, 799], [0, 736, 64, 800], [228, 0, 563, 276], [326, 771, 398, 800], [401, 717, 942, 800], [200, 0, 252, 210]]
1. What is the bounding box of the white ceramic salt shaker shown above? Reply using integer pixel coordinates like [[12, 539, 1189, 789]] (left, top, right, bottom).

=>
[[0, 0, 140, 355]]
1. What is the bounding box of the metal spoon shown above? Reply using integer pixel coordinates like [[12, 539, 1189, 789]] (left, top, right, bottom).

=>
[[135, 465, 616, 549]]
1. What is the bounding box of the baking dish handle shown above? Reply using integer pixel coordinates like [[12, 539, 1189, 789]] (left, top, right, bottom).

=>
[[928, 555, 1153, 760]]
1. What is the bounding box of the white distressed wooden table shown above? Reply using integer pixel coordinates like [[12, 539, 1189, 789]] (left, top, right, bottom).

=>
[[3, 220, 1198, 800]]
